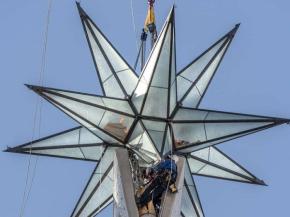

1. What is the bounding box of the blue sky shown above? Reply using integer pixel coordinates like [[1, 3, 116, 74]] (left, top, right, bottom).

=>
[[1, 0, 290, 216]]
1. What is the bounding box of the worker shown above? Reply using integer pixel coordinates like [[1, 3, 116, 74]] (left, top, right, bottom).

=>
[[136, 154, 178, 214]]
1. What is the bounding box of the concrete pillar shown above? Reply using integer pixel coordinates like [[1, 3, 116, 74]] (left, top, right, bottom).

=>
[[113, 149, 185, 217], [113, 148, 139, 217], [159, 156, 185, 217]]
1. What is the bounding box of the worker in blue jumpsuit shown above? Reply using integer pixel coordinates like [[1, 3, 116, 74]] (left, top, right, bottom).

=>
[[136, 155, 178, 213]]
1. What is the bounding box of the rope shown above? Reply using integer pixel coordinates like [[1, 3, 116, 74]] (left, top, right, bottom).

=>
[[129, 0, 139, 52], [19, 0, 53, 216], [158, 126, 174, 217]]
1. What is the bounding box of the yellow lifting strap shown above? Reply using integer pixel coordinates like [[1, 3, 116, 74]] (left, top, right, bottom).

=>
[[144, 6, 155, 30], [144, 0, 156, 32]]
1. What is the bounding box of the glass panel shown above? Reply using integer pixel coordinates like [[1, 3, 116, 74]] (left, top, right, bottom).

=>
[[205, 122, 272, 140], [196, 41, 230, 95], [162, 127, 173, 156], [90, 197, 113, 217], [128, 122, 144, 146], [169, 80, 177, 115], [181, 186, 199, 217], [49, 88, 133, 115], [88, 20, 138, 93], [178, 126, 270, 153], [85, 24, 112, 82], [117, 69, 138, 95], [72, 148, 114, 217], [177, 76, 191, 101], [77, 168, 114, 217], [172, 123, 206, 149], [205, 110, 266, 120], [174, 108, 208, 121], [184, 161, 204, 217], [151, 24, 171, 88], [25, 148, 85, 160], [192, 147, 254, 178], [103, 76, 124, 98], [44, 92, 105, 125], [102, 97, 133, 115], [142, 87, 168, 118], [188, 157, 249, 182], [85, 20, 135, 98], [174, 108, 268, 121], [181, 86, 200, 108], [99, 111, 133, 141], [81, 146, 105, 161], [132, 13, 170, 112], [128, 122, 159, 159], [79, 127, 104, 144], [24, 127, 81, 148], [179, 38, 226, 82], [40, 90, 134, 142], [48, 100, 99, 133]]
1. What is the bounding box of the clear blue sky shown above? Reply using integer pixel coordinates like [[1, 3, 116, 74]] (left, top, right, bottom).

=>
[[1, 0, 290, 216]]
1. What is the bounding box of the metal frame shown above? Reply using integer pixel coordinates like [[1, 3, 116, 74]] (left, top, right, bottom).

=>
[[7, 3, 290, 217], [188, 150, 265, 185], [71, 147, 114, 217], [184, 158, 205, 217]]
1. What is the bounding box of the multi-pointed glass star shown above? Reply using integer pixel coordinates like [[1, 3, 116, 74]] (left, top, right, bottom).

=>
[[6, 4, 289, 217]]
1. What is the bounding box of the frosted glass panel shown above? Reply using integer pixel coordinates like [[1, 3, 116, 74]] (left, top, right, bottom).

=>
[[174, 108, 208, 120], [84, 19, 138, 97], [181, 186, 198, 217], [187, 157, 249, 182], [180, 38, 226, 82], [27, 148, 84, 159], [205, 122, 271, 140], [72, 148, 114, 217], [173, 123, 206, 148], [184, 161, 204, 217], [85, 24, 112, 82], [128, 122, 159, 159], [52, 89, 133, 115], [177, 76, 191, 100], [103, 76, 124, 98], [117, 69, 138, 95], [142, 87, 168, 118], [192, 147, 252, 177], [132, 11, 175, 117], [178, 126, 269, 153]]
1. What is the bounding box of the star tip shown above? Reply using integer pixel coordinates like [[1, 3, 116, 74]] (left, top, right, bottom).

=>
[[24, 84, 34, 90], [25, 84, 39, 91], [3, 146, 13, 153], [235, 23, 241, 28], [257, 179, 267, 186], [75, 1, 81, 7]]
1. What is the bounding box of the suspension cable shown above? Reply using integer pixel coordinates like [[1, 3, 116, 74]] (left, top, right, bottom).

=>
[[129, 0, 139, 52], [19, 1, 53, 216]]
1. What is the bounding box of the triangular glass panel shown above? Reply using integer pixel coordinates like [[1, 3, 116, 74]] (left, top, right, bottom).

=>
[[173, 107, 287, 152], [188, 147, 264, 184], [128, 121, 159, 160], [28, 86, 135, 143], [161, 125, 173, 156], [177, 25, 239, 108], [77, 4, 138, 98], [183, 160, 204, 217], [71, 147, 115, 217], [6, 127, 106, 161], [142, 120, 167, 153], [132, 8, 176, 118]]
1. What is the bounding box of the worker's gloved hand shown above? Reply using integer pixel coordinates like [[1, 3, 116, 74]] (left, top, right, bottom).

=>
[[169, 184, 177, 193]]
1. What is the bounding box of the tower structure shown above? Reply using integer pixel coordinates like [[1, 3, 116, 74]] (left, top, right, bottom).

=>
[[6, 3, 289, 217]]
